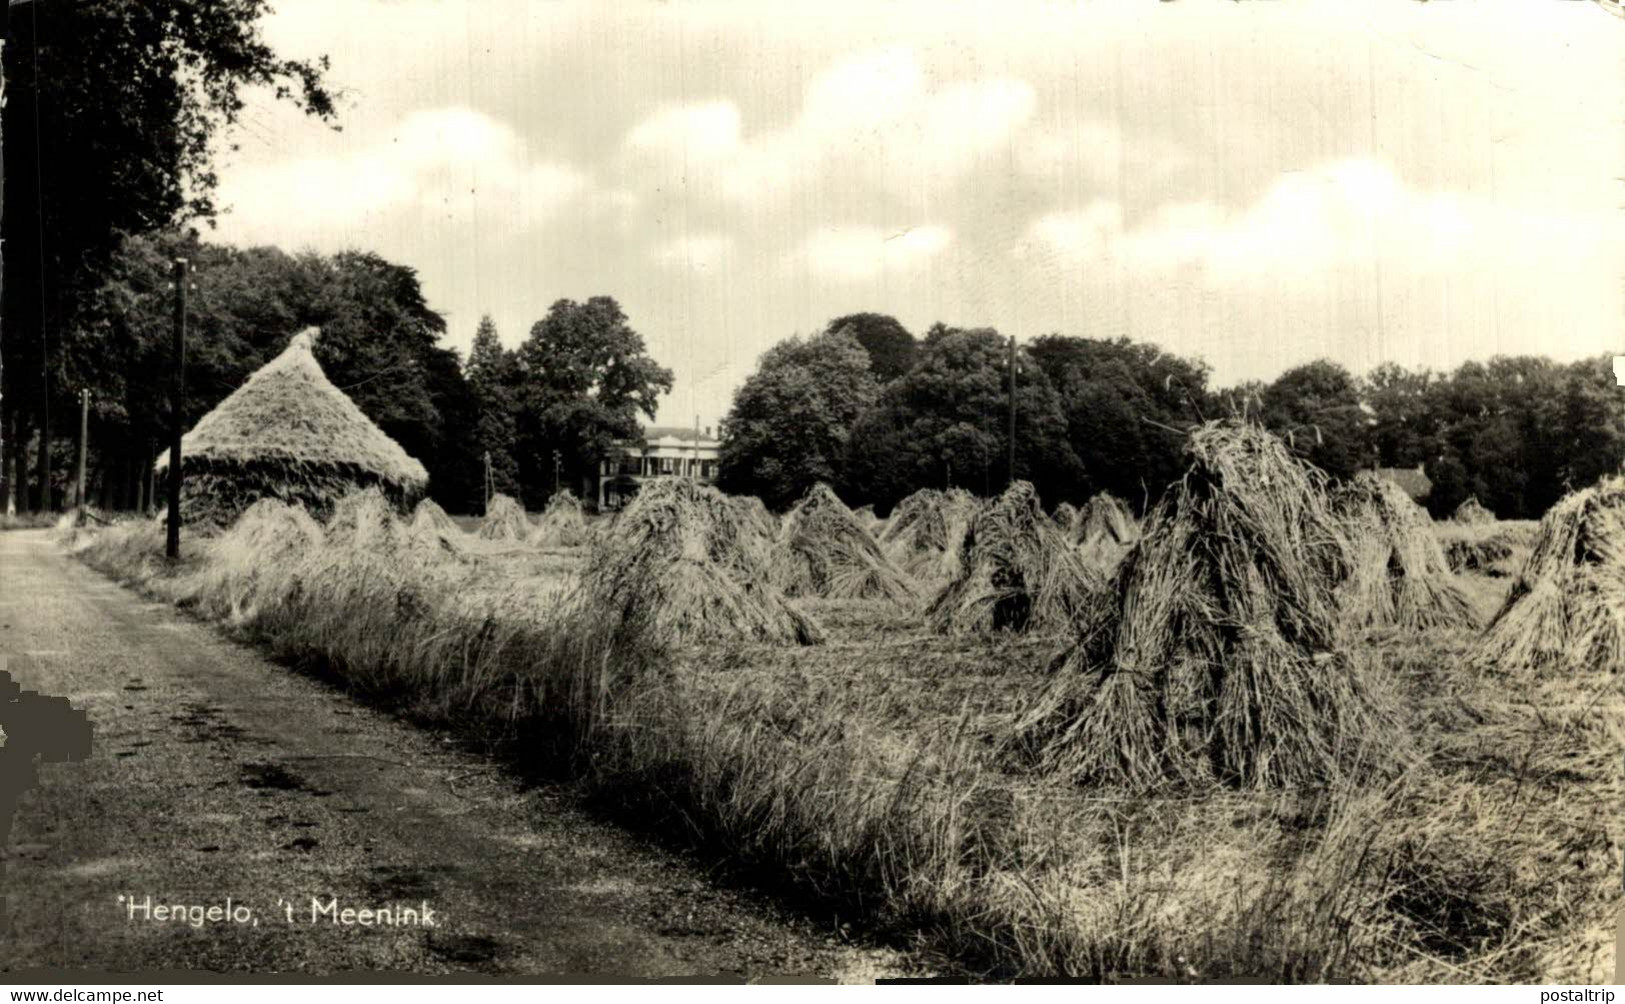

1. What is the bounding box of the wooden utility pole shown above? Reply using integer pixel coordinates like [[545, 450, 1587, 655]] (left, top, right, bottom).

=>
[[483, 450, 492, 510], [165, 258, 188, 560], [75, 389, 88, 511], [552, 449, 561, 496], [1007, 334, 1017, 490]]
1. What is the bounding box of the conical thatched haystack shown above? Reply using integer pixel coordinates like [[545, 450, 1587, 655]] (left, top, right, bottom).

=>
[[535, 490, 589, 547], [154, 328, 428, 526], [1075, 492, 1139, 573], [1471, 476, 1625, 675], [1020, 421, 1396, 790], [1453, 496, 1496, 525], [927, 481, 1097, 634], [1333, 472, 1478, 633], [477, 493, 530, 543], [881, 487, 980, 582], [584, 478, 822, 646], [772, 484, 917, 604]]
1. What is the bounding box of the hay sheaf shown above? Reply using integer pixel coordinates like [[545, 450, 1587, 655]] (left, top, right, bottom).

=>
[[1471, 476, 1625, 675], [927, 481, 1098, 635], [584, 478, 822, 646], [1020, 420, 1397, 790], [1452, 496, 1496, 525], [409, 498, 469, 555], [326, 487, 463, 563], [155, 328, 428, 525], [881, 487, 981, 582], [183, 499, 325, 622], [1333, 472, 1479, 633], [1075, 492, 1139, 574], [1051, 501, 1080, 537], [535, 490, 589, 547], [730, 494, 779, 540], [1437, 520, 1539, 576], [772, 484, 918, 605], [477, 493, 530, 543]]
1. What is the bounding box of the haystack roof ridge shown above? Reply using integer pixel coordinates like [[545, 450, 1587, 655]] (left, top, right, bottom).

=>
[[155, 327, 428, 490]]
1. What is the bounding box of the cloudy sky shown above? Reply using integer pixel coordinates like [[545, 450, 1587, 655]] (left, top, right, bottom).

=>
[[211, 0, 1623, 428]]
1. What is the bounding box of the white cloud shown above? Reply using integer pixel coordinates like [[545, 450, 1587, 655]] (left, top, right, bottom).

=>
[[1022, 159, 1605, 285], [619, 46, 1035, 205], [790, 223, 953, 281], [653, 233, 736, 273], [216, 106, 589, 241]]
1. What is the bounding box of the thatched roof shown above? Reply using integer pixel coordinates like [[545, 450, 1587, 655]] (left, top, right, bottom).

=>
[[156, 329, 428, 490]]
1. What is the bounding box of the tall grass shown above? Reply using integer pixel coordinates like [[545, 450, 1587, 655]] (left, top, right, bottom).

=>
[[66, 507, 1620, 982]]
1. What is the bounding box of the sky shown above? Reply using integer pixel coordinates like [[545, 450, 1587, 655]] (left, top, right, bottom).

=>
[[210, 0, 1624, 429]]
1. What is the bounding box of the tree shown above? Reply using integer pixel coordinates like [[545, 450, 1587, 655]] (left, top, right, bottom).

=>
[[1258, 360, 1370, 481], [513, 297, 674, 501], [465, 316, 522, 500], [826, 312, 916, 383], [3, 0, 334, 510], [1027, 335, 1211, 511], [844, 326, 1082, 511], [718, 330, 878, 510]]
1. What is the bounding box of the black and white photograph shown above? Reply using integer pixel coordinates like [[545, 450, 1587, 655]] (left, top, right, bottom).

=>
[[1, 0, 1622, 988]]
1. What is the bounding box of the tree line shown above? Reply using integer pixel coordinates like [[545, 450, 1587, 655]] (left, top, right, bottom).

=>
[[719, 315, 1625, 521]]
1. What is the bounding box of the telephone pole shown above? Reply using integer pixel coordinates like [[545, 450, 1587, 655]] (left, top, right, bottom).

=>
[[1007, 334, 1017, 490], [75, 389, 89, 512], [165, 258, 188, 560]]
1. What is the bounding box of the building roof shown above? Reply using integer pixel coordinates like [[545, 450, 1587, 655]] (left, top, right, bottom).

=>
[[640, 425, 719, 444], [1368, 465, 1433, 501], [154, 327, 429, 490]]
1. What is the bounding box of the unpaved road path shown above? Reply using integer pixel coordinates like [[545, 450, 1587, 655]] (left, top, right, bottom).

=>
[[0, 530, 900, 980]]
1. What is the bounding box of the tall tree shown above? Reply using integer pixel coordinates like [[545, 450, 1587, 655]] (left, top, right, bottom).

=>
[[465, 316, 521, 500], [1258, 360, 1370, 481], [844, 326, 1081, 511], [3, 0, 334, 510], [718, 330, 878, 510], [513, 297, 674, 501], [1027, 335, 1212, 512], [826, 312, 916, 383]]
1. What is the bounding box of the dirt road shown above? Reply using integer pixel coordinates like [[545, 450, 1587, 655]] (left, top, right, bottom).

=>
[[0, 529, 897, 980]]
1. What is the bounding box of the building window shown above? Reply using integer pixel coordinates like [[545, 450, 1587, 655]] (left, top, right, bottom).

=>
[[660, 456, 673, 475]]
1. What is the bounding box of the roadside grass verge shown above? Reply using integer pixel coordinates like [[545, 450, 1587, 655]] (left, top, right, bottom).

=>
[[65, 515, 1622, 981]]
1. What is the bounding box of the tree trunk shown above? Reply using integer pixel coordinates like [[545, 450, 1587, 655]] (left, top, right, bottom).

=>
[[35, 395, 53, 512]]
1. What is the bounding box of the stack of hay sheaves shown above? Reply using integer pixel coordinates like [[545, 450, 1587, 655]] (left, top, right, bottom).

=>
[[1332, 472, 1478, 633], [772, 483, 917, 605], [1020, 420, 1398, 791], [154, 328, 428, 527]]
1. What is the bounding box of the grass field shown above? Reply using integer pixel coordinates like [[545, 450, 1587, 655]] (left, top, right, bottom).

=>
[[62, 501, 1621, 982]]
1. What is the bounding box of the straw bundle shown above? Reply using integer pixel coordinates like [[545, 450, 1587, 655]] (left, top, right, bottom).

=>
[[772, 484, 918, 605], [1333, 472, 1479, 633], [927, 481, 1098, 634], [535, 490, 589, 547], [1021, 420, 1395, 790], [852, 504, 881, 533], [731, 494, 779, 540], [1075, 492, 1139, 574], [155, 329, 428, 525], [477, 493, 530, 543], [880, 487, 981, 582], [409, 498, 468, 554], [1453, 497, 1496, 525], [1471, 476, 1625, 675], [1051, 501, 1080, 537], [583, 478, 822, 646], [326, 487, 460, 562], [186, 499, 325, 622], [1437, 520, 1538, 576]]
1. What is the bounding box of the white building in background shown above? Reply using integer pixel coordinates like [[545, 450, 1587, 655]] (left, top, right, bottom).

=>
[[594, 424, 721, 511]]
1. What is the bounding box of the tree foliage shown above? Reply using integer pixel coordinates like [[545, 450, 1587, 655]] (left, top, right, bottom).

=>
[[513, 297, 674, 501], [826, 312, 916, 383], [844, 326, 1082, 512], [718, 330, 878, 510], [465, 316, 521, 499]]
